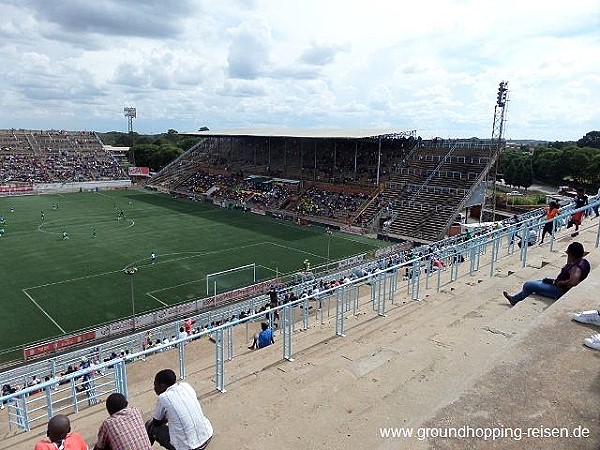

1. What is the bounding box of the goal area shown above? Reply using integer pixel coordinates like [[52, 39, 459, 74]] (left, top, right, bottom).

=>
[[206, 263, 257, 297]]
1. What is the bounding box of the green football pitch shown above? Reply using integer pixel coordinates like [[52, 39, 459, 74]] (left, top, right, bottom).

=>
[[0, 189, 387, 358]]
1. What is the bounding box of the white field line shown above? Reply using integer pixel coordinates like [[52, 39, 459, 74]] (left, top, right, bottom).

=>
[[148, 278, 205, 295], [266, 241, 326, 260], [144, 243, 282, 302], [145, 292, 169, 306], [257, 264, 278, 275], [22, 289, 66, 334]]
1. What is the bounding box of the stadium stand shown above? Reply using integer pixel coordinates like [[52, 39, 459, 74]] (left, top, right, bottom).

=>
[[381, 139, 496, 242], [0, 129, 127, 183], [147, 134, 498, 243]]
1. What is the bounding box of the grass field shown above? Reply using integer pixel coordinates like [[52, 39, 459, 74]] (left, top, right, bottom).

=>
[[0, 189, 386, 356]]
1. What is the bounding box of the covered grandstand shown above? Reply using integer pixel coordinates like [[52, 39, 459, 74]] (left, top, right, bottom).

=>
[[148, 129, 499, 243]]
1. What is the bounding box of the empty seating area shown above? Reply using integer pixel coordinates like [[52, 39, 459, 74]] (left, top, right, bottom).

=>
[[0, 129, 126, 183], [386, 140, 495, 241], [149, 139, 213, 190]]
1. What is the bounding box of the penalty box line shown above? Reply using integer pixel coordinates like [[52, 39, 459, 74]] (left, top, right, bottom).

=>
[[22, 289, 66, 334]]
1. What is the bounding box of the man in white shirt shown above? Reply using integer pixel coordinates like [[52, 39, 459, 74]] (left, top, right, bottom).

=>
[[146, 369, 213, 450]]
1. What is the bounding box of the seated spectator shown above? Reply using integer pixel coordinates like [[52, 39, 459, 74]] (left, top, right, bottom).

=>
[[146, 369, 213, 450], [503, 242, 590, 306], [93, 392, 151, 450], [183, 318, 196, 335], [248, 322, 275, 350], [35, 414, 88, 450], [1, 384, 16, 409], [431, 257, 446, 270], [177, 327, 188, 341]]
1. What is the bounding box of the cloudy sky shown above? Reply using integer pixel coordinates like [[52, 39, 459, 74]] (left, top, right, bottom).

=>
[[1, 0, 598, 140]]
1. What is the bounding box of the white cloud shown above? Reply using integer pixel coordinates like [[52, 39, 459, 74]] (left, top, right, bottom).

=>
[[226, 18, 272, 80], [0, 0, 598, 140], [299, 41, 347, 66]]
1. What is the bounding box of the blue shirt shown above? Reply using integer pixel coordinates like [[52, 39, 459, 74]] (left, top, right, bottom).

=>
[[257, 328, 273, 348]]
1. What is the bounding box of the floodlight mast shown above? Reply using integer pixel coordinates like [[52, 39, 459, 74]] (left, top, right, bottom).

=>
[[487, 81, 509, 222], [124, 107, 137, 165]]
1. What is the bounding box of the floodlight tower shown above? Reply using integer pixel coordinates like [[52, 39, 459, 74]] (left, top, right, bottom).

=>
[[492, 81, 508, 144], [124, 107, 137, 165], [487, 81, 509, 222]]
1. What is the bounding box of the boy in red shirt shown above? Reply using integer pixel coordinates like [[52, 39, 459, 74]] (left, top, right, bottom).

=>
[[35, 415, 88, 450]]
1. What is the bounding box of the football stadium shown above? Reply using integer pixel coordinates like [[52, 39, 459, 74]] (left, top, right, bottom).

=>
[[1, 112, 600, 448]]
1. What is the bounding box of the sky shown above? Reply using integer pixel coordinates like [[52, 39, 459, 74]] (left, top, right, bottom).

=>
[[0, 0, 599, 141]]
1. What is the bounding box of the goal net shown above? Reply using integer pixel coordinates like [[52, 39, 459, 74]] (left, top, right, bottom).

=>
[[206, 263, 257, 296]]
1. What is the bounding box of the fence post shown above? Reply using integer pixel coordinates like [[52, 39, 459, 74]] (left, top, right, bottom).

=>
[[376, 272, 386, 316], [178, 341, 186, 379], [335, 287, 346, 337], [214, 328, 225, 393], [282, 305, 294, 361]]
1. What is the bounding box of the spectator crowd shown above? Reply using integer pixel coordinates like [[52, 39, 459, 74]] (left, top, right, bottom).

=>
[[0, 129, 125, 184]]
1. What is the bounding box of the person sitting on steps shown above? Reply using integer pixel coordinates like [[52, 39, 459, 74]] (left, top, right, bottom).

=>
[[503, 242, 590, 306], [248, 322, 274, 350]]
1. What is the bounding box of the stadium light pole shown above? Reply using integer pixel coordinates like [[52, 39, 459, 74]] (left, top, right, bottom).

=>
[[124, 267, 138, 329], [124, 107, 137, 166], [326, 228, 333, 271]]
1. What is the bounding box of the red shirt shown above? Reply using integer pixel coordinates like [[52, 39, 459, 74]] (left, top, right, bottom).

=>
[[545, 207, 559, 220], [35, 432, 88, 450], [184, 319, 195, 334]]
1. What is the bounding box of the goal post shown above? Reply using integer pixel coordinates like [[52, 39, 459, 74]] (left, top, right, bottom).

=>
[[206, 263, 256, 297]]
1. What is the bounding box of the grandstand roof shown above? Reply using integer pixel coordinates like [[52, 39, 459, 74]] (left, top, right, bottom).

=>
[[103, 145, 130, 152], [184, 128, 418, 139]]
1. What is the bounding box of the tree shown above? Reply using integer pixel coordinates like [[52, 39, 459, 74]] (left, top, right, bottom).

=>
[[97, 130, 201, 171], [130, 143, 183, 171], [499, 150, 532, 189], [532, 147, 568, 184], [577, 131, 600, 149]]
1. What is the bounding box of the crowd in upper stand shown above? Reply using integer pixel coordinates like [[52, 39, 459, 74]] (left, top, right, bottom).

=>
[[198, 135, 416, 185], [0, 129, 125, 183]]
